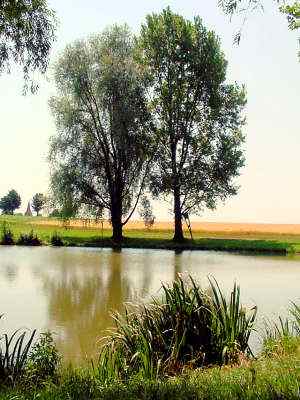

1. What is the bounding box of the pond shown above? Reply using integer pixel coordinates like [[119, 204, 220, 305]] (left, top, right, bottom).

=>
[[0, 246, 299, 363]]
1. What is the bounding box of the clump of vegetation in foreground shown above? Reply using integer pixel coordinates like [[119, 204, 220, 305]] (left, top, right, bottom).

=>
[[0, 278, 299, 399], [97, 276, 257, 381]]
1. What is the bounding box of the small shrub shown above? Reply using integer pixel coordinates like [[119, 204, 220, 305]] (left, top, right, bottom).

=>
[[16, 230, 42, 246], [0, 222, 14, 245], [50, 232, 64, 246], [25, 332, 60, 387]]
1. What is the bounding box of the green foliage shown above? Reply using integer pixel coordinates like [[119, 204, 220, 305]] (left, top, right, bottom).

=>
[[16, 230, 42, 246], [97, 276, 257, 382], [0, 222, 14, 245], [50, 232, 64, 247], [280, 3, 300, 30], [0, 326, 36, 385], [25, 332, 60, 387], [0, 190, 21, 215], [0, 0, 57, 92], [32, 193, 46, 216], [140, 8, 246, 241]]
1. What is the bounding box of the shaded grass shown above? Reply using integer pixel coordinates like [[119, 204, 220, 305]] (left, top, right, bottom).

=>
[[0, 215, 299, 254]]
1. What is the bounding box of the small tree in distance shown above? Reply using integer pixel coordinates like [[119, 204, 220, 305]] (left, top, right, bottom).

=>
[[0, 189, 21, 214], [139, 196, 155, 229], [32, 193, 46, 216]]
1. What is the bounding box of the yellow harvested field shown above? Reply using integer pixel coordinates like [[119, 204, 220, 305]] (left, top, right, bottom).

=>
[[37, 219, 300, 235]]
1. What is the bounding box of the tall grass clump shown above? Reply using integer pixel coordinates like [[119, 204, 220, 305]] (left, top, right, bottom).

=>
[[262, 300, 300, 358], [97, 276, 257, 382], [50, 232, 64, 247], [0, 222, 14, 245], [16, 230, 42, 246]]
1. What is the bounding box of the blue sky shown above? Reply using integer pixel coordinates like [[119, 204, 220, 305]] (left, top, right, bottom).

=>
[[0, 0, 299, 223]]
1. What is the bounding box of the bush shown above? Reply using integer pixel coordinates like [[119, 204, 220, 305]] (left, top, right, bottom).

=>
[[97, 276, 257, 382], [16, 230, 42, 246], [50, 232, 64, 246], [25, 332, 60, 387], [0, 222, 14, 245]]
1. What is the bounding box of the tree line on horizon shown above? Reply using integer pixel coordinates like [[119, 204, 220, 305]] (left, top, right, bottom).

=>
[[0, 190, 46, 216]]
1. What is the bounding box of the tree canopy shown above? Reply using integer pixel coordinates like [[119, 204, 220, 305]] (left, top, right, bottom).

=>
[[140, 8, 246, 241], [0, 0, 57, 92], [0, 189, 21, 214], [49, 25, 154, 241]]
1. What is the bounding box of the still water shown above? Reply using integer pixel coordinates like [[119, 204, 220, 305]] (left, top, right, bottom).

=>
[[0, 246, 299, 363]]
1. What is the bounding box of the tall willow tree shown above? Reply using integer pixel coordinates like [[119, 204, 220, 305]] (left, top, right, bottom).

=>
[[49, 25, 153, 242], [140, 8, 246, 242]]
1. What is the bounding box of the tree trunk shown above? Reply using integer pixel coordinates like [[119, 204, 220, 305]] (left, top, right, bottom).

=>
[[173, 185, 184, 242], [111, 196, 123, 243], [112, 220, 123, 242]]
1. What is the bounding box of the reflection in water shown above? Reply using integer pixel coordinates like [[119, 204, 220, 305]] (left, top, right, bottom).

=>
[[40, 249, 131, 363], [174, 250, 183, 280], [0, 247, 300, 363]]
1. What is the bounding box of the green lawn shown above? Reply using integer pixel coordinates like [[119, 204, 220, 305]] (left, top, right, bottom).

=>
[[1, 215, 300, 254]]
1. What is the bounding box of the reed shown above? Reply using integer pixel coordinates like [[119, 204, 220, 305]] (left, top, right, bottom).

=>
[[97, 276, 257, 382]]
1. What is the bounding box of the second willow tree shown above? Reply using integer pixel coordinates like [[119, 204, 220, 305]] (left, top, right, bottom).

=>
[[140, 8, 246, 242]]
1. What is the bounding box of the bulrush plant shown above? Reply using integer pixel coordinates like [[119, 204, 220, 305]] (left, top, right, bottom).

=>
[[97, 276, 257, 382]]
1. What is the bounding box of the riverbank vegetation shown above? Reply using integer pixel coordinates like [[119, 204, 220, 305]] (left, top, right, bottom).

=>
[[0, 277, 299, 399], [1, 215, 300, 254]]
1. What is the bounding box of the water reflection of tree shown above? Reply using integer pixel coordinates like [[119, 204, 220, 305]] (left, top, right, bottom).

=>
[[174, 250, 183, 280], [40, 249, 130, 363]]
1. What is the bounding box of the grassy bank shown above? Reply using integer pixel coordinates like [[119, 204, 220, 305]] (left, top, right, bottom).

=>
[[0, 336, 299, 400], [1, 215, 300, 254]]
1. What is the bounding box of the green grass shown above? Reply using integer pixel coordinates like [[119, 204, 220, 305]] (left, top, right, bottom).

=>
[[0, 337, 299, 399], [0, 215, 299, 254]]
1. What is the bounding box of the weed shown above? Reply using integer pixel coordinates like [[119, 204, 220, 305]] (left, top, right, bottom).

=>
[[24, 332, 60, 387]]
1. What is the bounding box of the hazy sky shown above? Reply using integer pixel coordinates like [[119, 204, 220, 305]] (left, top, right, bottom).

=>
[[0, 0, 299, 223]]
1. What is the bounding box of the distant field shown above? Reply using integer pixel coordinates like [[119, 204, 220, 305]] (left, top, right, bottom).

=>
[[1, 215, 300, 253]]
